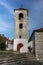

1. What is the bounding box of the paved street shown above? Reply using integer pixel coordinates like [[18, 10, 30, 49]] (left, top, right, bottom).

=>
[[0, 51, 42, 65]]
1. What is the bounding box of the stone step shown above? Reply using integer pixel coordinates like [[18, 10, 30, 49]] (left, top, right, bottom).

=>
[[0, 60, 42, 65], [0, 59, 40, 65], [22, 61, 41, 65], [0, 57, 36, 61], [0, 52, 38, 65]]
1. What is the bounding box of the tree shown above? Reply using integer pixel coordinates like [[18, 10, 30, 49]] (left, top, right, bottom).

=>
[[0, 41, 6, 50], [0, 35, 5, 43], [0, 35, 6, 50]]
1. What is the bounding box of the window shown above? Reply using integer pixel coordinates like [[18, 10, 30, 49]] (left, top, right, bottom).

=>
[[19, 23, 23, 29], [19, 36, 22, 38], [19, 13, 23, 20]]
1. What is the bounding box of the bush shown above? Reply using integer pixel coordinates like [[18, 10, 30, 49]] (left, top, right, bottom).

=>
[[0, 41, 6, 50]]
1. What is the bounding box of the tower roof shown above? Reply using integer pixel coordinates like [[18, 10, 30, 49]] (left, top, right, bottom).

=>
[[33, 28, 43, 32], [14, 7, 28, 10], [18, 7, 27, 10], [28, 28, 43, 42], [14, 7, 28, 15]]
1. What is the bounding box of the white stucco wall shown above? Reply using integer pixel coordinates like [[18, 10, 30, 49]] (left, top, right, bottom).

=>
[[6, 44, 13, 50], [6, 41, 13, 50], [13, 39, 28, 53], [28, 41, 33, 48], [8, 44, 13, 50]]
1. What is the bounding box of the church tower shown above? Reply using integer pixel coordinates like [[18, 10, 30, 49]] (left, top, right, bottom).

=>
[[13, 8, 28, 53]]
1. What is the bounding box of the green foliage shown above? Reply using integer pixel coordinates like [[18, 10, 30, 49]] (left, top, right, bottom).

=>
[[0, 35, 6, 50], [0, 35, 5, 43], [0, 41, 6, 50]]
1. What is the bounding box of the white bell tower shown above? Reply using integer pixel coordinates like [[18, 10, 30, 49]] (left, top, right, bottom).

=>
[[13, 8, 28, 53]]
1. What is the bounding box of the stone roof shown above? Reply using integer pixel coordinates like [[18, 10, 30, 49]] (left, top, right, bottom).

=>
[[28, 28, 43, 42], [18, 8, 26, 10], [33, 28, 43, 32], [14, 7, 28, 10], [14, 7, 28, 15]]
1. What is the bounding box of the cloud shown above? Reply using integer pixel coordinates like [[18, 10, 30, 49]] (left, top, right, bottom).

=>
[[34, 0, 43, 10], [29, 0, 43, 29], [0, 0, 14, 32], [0, 18, 10, 31], [0, 0, 14, 15], [32, 0, 43, 14]]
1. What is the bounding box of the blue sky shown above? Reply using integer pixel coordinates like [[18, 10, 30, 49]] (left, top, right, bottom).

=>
[[0, 0, 43, 40]]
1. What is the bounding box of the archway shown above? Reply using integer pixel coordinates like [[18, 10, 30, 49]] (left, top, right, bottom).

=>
[[17, 43, 23, 51], [19, 13, 23, 20]]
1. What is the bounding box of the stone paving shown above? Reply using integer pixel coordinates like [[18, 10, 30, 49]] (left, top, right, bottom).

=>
[[0, 51, 42, 65]]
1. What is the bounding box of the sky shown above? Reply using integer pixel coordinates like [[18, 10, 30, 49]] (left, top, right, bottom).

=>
[[0, 0, 43, 40]]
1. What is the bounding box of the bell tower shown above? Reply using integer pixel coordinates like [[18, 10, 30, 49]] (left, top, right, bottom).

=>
[[13, 8, 28, 53]]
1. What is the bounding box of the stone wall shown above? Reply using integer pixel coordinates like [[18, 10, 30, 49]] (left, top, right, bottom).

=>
[[30, 32, 43, 60], [35, 32, 43, 60], [14, 10, 28, 39]]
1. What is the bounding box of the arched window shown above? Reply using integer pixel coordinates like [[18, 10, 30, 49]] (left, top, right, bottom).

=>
[[19, 35, 22, 38], [19, 23, 23, 29], [19, 13, 23, 20]]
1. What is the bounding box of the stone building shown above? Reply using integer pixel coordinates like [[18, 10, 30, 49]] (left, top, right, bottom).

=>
[[28, 28, 43, 60], [2, 36, 13, 50], [0, 7, 43, 61], [6, 39, 13, 50], [13, 8, 29, 53], [0, 35, 13, 50]]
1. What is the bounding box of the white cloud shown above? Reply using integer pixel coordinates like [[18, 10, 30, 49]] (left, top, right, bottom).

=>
[[0, 1, 14, 32], [0, 0, 14, 15], [0, 18, 10, 31], [33, 0, 43, 12]]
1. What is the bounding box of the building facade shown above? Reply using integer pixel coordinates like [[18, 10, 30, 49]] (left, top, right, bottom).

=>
[[13, 8, 28, 53], [29, 28, 43, 60]]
